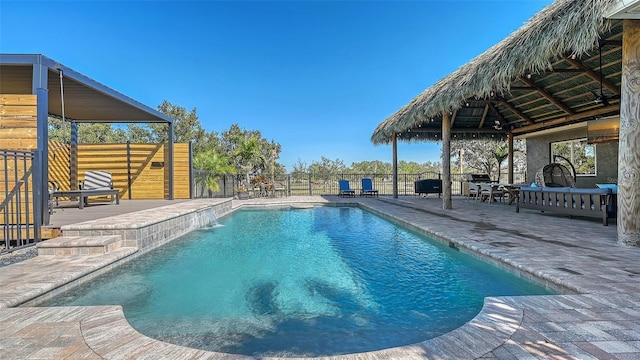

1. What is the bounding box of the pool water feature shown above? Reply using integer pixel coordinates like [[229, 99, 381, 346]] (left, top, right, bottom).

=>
[[41, 206, 554, 357]]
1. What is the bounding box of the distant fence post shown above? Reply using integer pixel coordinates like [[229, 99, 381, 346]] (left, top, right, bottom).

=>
[[308, 173, 312, 196]]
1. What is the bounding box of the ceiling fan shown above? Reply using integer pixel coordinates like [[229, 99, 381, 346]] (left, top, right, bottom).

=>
[[590, 41, 620, 107]]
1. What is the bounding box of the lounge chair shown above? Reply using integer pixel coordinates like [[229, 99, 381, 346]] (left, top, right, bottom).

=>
[[51, 171, 120, 209], [338, 180, 355, 197], [360, 178, 379, 197], [48, 180, 60, 214]]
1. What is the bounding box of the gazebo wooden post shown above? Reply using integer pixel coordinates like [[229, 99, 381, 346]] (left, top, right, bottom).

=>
[[392, 132, 398, 199], [508, 130, 514, 184], [442, 112, 452, 209], [618, 19, 640, 246]]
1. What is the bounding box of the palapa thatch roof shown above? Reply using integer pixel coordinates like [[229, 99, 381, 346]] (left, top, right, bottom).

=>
[[371, 0, 622, 144]]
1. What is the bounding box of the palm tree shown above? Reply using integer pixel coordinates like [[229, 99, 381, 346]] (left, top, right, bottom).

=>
[[193, 151, 235, 195], [492, 144, 509, 183], [233, 136, 267, 189]]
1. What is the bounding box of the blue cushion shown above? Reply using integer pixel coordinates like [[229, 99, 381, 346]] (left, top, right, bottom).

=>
[[596, 183, 618, 194], [542, 187, 571, 192], [520, 186, 540, 192], [570, 188, 611, 194]]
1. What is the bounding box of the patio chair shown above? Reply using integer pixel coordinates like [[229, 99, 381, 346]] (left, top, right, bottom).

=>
[[479, 183, 504, 204], [467, 182, 481, 203], [360, 178, 379, 197], [338, 179, 355, 197], [273, 181, 287, 197]]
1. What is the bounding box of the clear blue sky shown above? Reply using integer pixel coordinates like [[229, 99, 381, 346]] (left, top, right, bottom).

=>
[[1, 0, 552, 172]]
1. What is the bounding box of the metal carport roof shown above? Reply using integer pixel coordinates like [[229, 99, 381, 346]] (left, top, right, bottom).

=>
[[0, 53, 172, 124]]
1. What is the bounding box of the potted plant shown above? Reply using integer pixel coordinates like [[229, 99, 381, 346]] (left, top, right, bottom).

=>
[[235, 185, 249, 199]]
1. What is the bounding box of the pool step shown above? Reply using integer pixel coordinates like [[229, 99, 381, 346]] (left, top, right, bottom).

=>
[[37, 235, 123, 256]]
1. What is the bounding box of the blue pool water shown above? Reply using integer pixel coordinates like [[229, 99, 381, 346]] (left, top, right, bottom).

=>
[[41, 206, 553, 356]]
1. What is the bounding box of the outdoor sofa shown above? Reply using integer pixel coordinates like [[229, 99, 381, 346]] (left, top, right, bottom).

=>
[[516, 186, 613, 226]]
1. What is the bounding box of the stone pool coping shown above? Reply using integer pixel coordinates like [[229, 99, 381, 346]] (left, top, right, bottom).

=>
[[0, 296, 523, 359], [2, 196, 640, 359]]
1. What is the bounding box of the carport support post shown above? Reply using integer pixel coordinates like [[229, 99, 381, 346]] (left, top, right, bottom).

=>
[[618, 19, 640, 246], [70, 121, 78, 191], [392, 132, 398, 198], [168, 122, 174, 200], [442, 112, 452, 209], [34, 63, 49, 225]]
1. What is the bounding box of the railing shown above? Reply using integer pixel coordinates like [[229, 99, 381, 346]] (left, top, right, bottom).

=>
[[191, 171, 526, 198], [1, 149, 42, 254]]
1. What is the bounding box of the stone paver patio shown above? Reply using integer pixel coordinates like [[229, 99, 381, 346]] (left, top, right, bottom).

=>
[[1, 195, 639, 359]]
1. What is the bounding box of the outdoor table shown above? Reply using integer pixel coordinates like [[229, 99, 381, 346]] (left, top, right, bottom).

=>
[[498, 184, 522, 205]]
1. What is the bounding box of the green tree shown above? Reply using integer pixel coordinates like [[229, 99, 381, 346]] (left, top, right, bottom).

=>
[[309, 157, 347, 176], [48, 117, 122, 143], [451, 139, 525, 181], [350, 160, 392, 175], [492, 143, 509, 183], [193, 150, 235, 194], [153, 100, 215, 154], [398, 161, 424, 175], [125, 123, 155, 143], [233, 135, 267, 188], [221, 124, 282, 181]]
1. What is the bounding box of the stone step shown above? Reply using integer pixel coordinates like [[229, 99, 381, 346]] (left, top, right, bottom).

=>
[[37, 235, 123, 256]]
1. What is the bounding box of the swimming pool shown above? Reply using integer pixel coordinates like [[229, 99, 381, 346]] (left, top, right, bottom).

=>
[[41, 206, 553, 357]]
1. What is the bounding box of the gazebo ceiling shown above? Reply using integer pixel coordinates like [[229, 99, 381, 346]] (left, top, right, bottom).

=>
[[0, 54, 172, 124], [371, 0, 623, 144]]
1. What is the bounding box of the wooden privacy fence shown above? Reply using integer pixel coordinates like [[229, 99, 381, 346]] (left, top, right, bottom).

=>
[[49, 141, 191, 200]]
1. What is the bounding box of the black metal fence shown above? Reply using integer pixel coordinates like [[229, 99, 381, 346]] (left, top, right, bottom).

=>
[[1, 149, 42, 254], [191, 171, 526, 198]]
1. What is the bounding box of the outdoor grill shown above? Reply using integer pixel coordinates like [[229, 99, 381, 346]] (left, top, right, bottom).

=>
[[414, 179, 442, 197]]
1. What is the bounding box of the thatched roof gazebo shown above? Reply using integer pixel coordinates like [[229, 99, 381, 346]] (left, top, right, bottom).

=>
[[371, 0, 640, 246]]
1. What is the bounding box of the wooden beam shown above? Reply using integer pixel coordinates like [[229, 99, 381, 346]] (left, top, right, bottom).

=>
[[409, 127, 505, 134], [563, 55, 620, 95], [511, 104, 620, 135], [550, 68, 584, 73], [497, 98, 534, 124], [487, 102, 507, 126], [519, 76, 575, 115], [478, 103, 489, 128], [392, 132, 398, 199], [617, 19, 640, 245], [509, 86, 534, 91], [508, 131, 514, 184], [450, 109, 458, 126], [442, 112, 452, 210]]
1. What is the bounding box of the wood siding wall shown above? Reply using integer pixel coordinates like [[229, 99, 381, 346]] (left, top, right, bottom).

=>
[[0, 95, 37, 225], [48, 142, 190, 199], [0, 94, 37, 150]]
